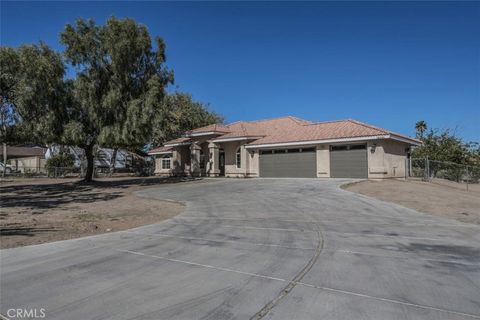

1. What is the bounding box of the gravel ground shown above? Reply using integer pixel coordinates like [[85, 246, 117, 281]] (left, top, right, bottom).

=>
[[343, 179, 480, 225]]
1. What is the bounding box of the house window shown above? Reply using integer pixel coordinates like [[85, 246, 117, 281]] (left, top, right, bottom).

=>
[[286, 148, 300, 153], [331, 145, 348, 151], [349, 144, 367, 150], [331, 144, 366, 151], [161, 157, 171, 169], [236, 147, 241, 168]]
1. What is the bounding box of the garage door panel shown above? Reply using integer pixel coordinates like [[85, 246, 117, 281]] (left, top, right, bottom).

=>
[[330, 147, 368, 178], [260, 152, 316, 178]]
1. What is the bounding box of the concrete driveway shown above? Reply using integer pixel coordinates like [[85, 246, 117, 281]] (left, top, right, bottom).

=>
[[1, 179, 479, 320]]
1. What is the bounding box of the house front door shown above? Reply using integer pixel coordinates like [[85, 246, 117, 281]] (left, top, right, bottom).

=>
[[219, 150, 225, 176]]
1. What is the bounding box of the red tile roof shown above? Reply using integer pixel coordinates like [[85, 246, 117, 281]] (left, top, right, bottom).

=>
[[148, 146, 174, 155], [186, 124, 230, 135], [163, 137, 191, 146], [249, 119, 388, 145], [157, 116, 420, 149]]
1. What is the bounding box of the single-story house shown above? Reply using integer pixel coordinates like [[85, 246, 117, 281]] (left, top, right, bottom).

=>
[[149, 116, 421, 179], [3, 146, 47, 173]]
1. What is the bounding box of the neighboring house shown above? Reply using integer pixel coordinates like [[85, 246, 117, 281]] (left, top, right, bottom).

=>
[[149, 116, 421, 179], [3, 146, 47, 173]]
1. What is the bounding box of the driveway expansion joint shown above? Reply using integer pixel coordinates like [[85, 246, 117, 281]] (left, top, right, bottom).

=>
[[249, 227, 325, 320]]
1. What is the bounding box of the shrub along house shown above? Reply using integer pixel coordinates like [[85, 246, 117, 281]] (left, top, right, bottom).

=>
[[149, 116, 421, 179]]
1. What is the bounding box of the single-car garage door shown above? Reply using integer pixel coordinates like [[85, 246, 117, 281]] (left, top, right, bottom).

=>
[[259, 148, 316, 178], [330, 144, 368, 178]]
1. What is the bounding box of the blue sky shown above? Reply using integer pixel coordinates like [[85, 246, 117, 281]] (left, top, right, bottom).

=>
[[1, 1, 479, 141]]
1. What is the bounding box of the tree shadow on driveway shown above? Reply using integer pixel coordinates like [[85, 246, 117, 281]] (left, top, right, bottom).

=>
[[0, 226, 60, 237], [0, 177, 199, 210]]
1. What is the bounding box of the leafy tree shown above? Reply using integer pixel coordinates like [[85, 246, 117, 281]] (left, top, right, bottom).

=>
[[3, 18, 222, 181], [467, 142, 480, 165], [413, 128, 469, 164], [151, 92, 223, 145], [415, 120, 427, 139], [0, 47, 20, 155], [1, 47, 23, 174], [412, 121, 480, 182], [60, 17, 173, 181], [0, 44, 68, 176]]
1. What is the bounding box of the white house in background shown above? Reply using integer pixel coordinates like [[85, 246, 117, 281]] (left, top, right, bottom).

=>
[[45, 145, 145, 169]]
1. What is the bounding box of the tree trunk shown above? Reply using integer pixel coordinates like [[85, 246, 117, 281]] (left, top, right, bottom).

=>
[[109, 148, 118, 176], [2, 142, 6, 178], [84, 145, 95, 182]]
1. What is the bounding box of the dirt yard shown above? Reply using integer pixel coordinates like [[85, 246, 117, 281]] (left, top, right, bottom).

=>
[[0, 177, 190, 249], [343, 179, 480, 225]]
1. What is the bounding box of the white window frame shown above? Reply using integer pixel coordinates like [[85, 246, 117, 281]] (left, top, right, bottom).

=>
[[161, 157, 171, 170], [236, 147, 241, 168]]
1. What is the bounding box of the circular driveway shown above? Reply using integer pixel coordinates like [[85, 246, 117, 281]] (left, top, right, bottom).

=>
[[1, 179, 479, 319]]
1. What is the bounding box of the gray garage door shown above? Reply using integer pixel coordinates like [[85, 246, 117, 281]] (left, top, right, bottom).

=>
[[259, 149, 316, 178], [330, 144, 368, 178]]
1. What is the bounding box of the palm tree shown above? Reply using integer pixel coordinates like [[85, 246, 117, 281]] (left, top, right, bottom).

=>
[[415, 120, 427, 139]]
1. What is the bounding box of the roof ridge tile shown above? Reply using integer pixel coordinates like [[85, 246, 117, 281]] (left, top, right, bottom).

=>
[[239, 115, 300, 124], [304, 119, 351, 126], [346, 119, 389, 134]]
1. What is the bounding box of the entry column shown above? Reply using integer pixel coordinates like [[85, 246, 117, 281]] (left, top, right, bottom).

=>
[[190, 142, 202, 177], [207, 142, 220, 177]]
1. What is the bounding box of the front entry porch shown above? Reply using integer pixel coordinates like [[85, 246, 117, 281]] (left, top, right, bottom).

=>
[[165, 139, 254, 178]]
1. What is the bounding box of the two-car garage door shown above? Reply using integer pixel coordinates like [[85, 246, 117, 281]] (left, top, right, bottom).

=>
[[259, 144, 368, 178]]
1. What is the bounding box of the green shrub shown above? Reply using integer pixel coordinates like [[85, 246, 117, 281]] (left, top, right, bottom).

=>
[[469, 166, 480, 183], [46, 153, 75, 169], [443, 167, 465, 182]]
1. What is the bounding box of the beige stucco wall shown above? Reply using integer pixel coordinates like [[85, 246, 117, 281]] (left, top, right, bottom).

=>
[[367, 140, 409, 178], [221, 141, 249, 177], [247, 149, 259, 177], [156, 138, 411, 179], [12, 156, 45, 173], [169, 146, 191, 176], [153, 145, 196, 177], [154, 154, 173, 176]]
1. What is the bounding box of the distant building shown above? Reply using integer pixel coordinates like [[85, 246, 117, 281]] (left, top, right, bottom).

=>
[[45, 145, 147, 171], [3, 146, 47, 173]]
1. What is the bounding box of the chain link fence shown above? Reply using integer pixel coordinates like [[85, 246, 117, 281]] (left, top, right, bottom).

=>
[[0, 165, 155, 179], [407, 157, 480, 191]]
